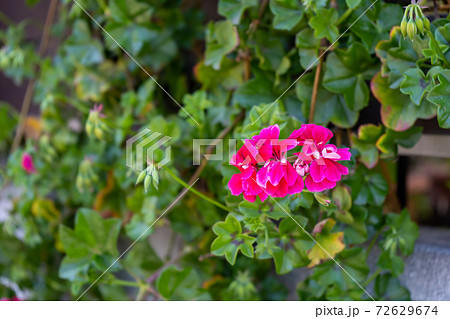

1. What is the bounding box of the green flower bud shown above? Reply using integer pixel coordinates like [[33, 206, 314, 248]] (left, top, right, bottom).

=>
[[94, 126, 104, 140], [423, 17, 430, 31], [151, 169, 159, 190], [407, 17, 416, 39], [144, 174, 151, 193], [414, 6, 424, 34], [400, 16, 408, 38], [85, 120, 94, 137], [136, 170, 146, 185]]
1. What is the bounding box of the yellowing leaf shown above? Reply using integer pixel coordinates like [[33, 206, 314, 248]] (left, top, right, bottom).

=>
[[31, 198, 60, 222], [24, 116, 42, 140], [308, 218, 345, 267]]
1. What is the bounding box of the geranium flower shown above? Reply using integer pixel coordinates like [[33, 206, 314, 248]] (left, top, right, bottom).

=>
[[292, 124, 351, 192], [21, 152, 37, 174], [228, 123, 351, 202]]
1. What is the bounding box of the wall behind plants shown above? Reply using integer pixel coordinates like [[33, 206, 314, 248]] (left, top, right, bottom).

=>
[[0, 0, 448, 301]]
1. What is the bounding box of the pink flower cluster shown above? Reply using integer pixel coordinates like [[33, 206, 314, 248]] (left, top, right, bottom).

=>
[[228, 124, 351, 202]]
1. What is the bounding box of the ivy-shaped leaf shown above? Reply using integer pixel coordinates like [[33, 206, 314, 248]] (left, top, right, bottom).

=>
[[376, 126, 422, 157], [324, 43, 378, 111], [308, 218, 345, 267], [59, 208, 121, 282], [400, 68, 433, 105], [371, 72, 436, 131], [382, 209, 419, 256], [427, 71, 450, 128], [345, 165, 388, 206], [295, 28, 320, 69], [269, 0, 304, 31], [205, 20, 239, 70], [351, 124, 384, 169], [309, 8, 339, 42], [218, 0, 258, 24], [156, 266, 210, 300], [211, 214, 256, 265]]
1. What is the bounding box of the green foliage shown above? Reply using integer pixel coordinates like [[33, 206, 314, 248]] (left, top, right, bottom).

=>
[[1, 0, 445, 301]]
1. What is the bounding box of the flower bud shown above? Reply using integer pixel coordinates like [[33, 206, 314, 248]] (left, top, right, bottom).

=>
[[144, 174, 151, 193], [400, 17, 408, 38], [407, 17, 416, 39], [136, 170, 146, 185], [423, 17, 430, 31]]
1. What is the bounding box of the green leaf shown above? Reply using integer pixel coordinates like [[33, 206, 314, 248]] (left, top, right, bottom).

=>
[[218, 0, 258, 24], [180, 91, 212, 125], [232, 72, 277, 108], [346, 0, 362, 9], [377, 250, 404, 277], [295, 28, 320, 69], [371, 72, 436, 131], [351, 124, 384, 168], [376, 126, 422, 157], [205, 20, 239, 70], [238, 200, 262, 218], [211, 214, 256, 265], [58, 209, 121, 281], [308, 219, 345, 267], [324, 43, 378, 111], [375, 274, 410, 300], [269, 0, 304, 31], [309, 8, 339, 42], [332, 186, 352, 212], [427, 71, 450, 128], [382, 209, 419, 256], [296, 74, 358, 128], [64, 20, 104, 66], [400, 68, 433, 105], [156, 266, 210, 300], [345, 165, 388, 206]]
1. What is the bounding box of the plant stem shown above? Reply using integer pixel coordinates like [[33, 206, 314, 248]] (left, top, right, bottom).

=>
[[309, 53, 324, 123], [427, 29, 450, 68], [367, 227, 384, 255], [336, 8, 353, 26], [110, 279, 142, 288], [10, 0, 58, 154], [364, 269, 381, 286], [164, 166, 237, 214]]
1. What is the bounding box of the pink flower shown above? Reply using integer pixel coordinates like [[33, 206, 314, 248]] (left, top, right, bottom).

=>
[[292, 124, 351, 192], [1, 297, 20, 301], [228, 123, 351, 203], [21, 152, 37, 174]]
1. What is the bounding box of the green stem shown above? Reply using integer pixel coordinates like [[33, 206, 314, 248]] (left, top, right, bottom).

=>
[[367, 227, 384, 255], [364, 269, 381, 286], [427, 29, 450, 68], [163, 166, 237, 214], [336, 8, 353, 26], [110, 279, 142, 288]]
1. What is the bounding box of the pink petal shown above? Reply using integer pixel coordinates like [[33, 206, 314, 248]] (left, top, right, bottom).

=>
[[334, 162, 349, 176], [288, 178, 304, 195], [228, 174, 243, 195], [337, 148, 351, 161], [274, 179, 288, 197], [256, 164, 269, 187], [258, 191, 269, 202], [310, 161, 326, 183], [285, 162, 298, 186], [324, 159, 341, 182], [243, 193, 256, 202], [268, 161, 284, 186], [312, 125, 333, 146]]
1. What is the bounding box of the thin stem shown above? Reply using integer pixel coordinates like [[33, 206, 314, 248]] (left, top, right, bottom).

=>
[[164, 166, 237, 214], [364, 269, 381, 286], [336, 8, 353, 26], [367, 227, 384, 255], [427, 29, 450, 68], [10, 0, 59, 154], [110, 279, 142, 288], [309, 53, 324, 123]]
